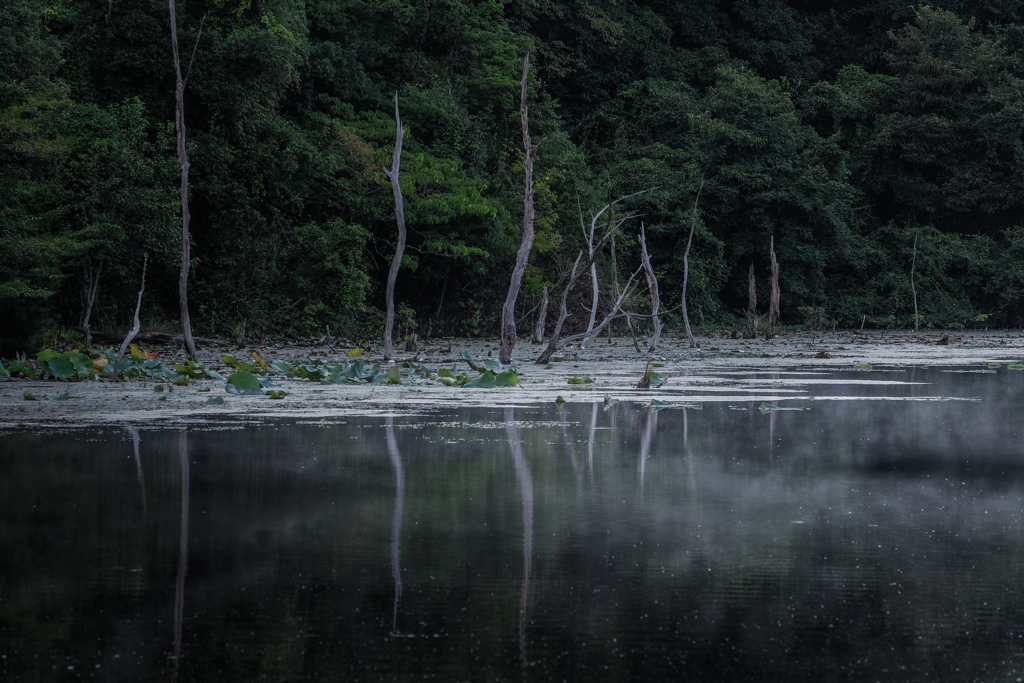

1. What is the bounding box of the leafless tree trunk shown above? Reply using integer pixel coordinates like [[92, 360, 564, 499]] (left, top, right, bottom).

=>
[[638, 225, 662, 352], [911, 233, 919, 331], [745, 263, 757, 338], [680, 178, 704, 348], [382, 94, 407, 361], [499, 54, 538, 364], [768, 236, 780, 338], [81, 259, 102, 347], [114, 254, 147, 381], [169, 1, 202, 360], [533, 286, 548, 343]]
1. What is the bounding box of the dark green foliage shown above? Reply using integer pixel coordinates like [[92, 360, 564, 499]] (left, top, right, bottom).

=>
[[9, 0, 1024, 353]]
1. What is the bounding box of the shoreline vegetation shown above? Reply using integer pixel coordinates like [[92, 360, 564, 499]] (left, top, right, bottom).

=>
[[3, 329, 1023, 430]]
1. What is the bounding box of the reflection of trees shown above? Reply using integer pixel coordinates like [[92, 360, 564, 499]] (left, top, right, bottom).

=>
[[638, 409, 658, 497], [172, 429, 190, 682], [559, 404, 582, 485], [128, 428, 147, 515], [587, 402, 598, 483], [505, 407, 533, 670], [385, 416, 406, 636]]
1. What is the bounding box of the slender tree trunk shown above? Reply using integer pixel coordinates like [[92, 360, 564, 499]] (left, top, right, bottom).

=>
[[533, 286, 548, 343], [587, 262, 599, 332], [768, 236, 780, 338], [499, 54, 537, 365], [169, 0, 197, 360], [680, 178, 704, 349], [382, 94, 407, 360], [114, 254, 147, 381], [911, 233, 919, 331], [638, 225, 663, 352], [745, 263, 757, 338], [81, 259, 102, 347]]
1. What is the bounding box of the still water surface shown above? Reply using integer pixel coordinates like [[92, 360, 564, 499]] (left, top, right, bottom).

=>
[[4, 368, 1024, 681]]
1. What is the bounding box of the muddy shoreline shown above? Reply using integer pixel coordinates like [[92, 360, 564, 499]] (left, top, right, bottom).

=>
[[2, 329, 1022, 430]]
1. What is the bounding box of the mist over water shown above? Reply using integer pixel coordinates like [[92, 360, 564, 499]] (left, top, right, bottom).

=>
[[3, 368, 1024, 681]]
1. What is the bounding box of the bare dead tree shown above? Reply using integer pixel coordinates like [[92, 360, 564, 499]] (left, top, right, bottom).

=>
[[679, 178, 704, 348], [114, 254, 147, 381], [499, 54, 539, 364], [535, 194, 645, 362], [768, 236, 780, 338], [81, 258, 103, 347], [168, 1, 204, 360], [535, 253, 583, 364], [745, 263, 757, 338], [537, 260, 646, 363], [911, 233, 919, 331], [638, 225, 663, 352], [533, 286, 548, 343], [382, 94, 407, 361]]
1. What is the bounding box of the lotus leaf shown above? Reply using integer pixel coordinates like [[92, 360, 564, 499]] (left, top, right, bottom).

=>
[[495, 369, 519, 387], [466, 371, 497, 388], [225, 371, 264, 395]]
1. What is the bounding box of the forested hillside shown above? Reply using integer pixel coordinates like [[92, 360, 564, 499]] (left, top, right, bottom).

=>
[[5, 0, 1024, 353]]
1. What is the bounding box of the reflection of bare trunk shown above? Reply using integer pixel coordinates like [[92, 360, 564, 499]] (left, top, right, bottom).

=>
[[129, 428, 147, 515], [172, 430, 190, 682], [638, 410, 658, 498], [385, 417, 405, 635], [559, 405, 582, 485], [505, 408, 533, 670], [587, 402, 598, 482]]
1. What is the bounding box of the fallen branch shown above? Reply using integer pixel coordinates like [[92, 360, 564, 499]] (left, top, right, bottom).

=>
[[78, 329, 230, 347], [114, 255, 147, 381]]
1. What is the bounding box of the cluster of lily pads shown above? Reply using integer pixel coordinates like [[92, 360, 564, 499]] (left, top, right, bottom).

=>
[[219, 349, 519, 397], [2, 346, 523, 400], [0, 346, 223, 384]]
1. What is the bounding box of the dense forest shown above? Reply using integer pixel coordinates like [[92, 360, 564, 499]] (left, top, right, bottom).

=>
[[5, 0, 1024, 354]]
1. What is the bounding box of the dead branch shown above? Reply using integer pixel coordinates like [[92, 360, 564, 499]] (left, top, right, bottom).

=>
[[638, 224, 663, 352], [745, 263, 757, 339], [768, 236, 780, 338], [680, 178, 704, 348], [533, 286, 548, 343], [114, 254, 147, 381]]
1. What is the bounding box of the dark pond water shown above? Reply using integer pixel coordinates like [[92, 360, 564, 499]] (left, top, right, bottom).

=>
[[4, 368, 1024, 681]]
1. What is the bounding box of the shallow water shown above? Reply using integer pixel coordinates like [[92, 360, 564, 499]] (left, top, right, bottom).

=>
[[4, 368, 1024, 681]]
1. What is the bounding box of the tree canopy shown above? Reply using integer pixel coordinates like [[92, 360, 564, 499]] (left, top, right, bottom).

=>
[[4, 0, 1024, 353]]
